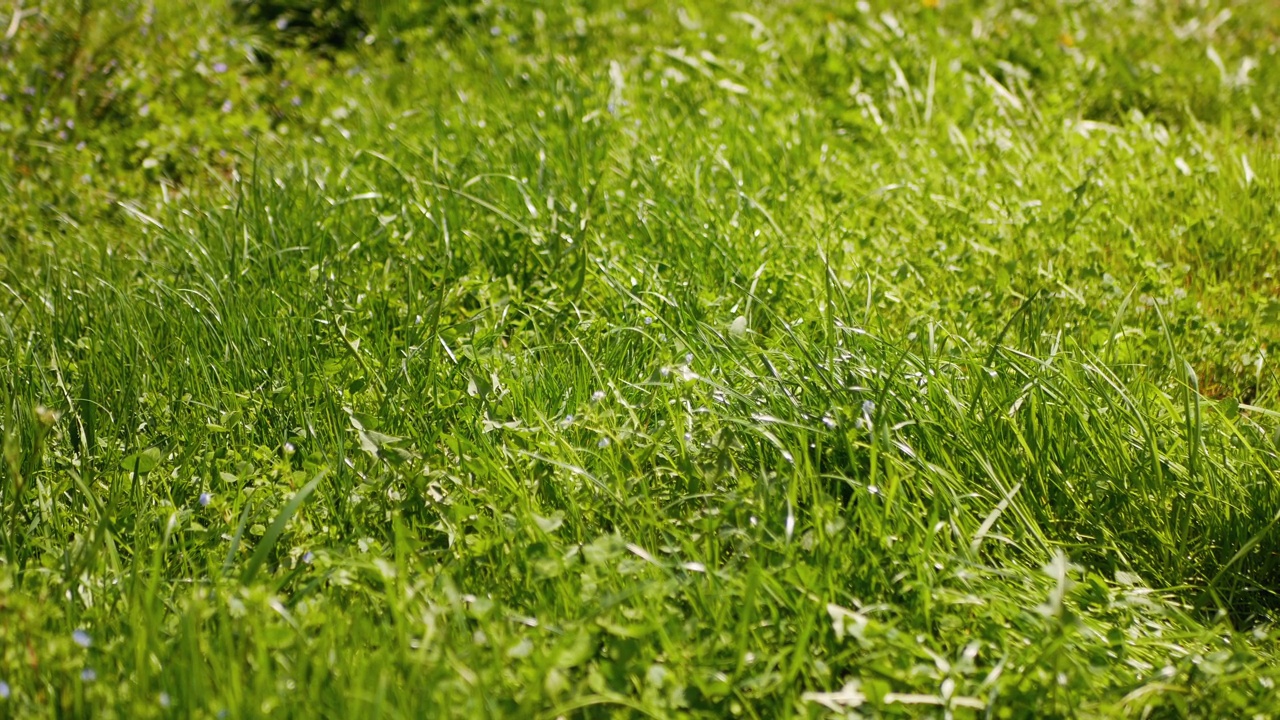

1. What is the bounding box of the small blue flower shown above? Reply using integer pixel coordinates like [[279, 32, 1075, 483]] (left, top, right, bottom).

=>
[[213, 62, 228, 74], [597, 437, 611, 449], [73, 629, 92, 648], [302, 551, 314, 564], [199, 492, 212, 507], [0, 680, 10, 699], [220, 100, 233, 114], [80, 668, 96, 683]]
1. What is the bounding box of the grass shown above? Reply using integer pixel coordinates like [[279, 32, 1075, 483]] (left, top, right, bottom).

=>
[[2, 0, 1280, 716]]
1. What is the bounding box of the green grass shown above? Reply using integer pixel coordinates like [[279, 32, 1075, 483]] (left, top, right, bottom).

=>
[[3, 0, 1280, 717]]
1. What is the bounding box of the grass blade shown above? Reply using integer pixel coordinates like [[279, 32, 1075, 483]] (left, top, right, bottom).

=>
[[241, 468, 329, 585]]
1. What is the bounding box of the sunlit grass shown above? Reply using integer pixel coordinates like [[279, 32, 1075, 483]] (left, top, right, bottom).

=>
[[2, 0, 1280, 717]]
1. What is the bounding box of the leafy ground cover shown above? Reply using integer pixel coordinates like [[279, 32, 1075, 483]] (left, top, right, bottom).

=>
[[2, 0, 1280, 717]]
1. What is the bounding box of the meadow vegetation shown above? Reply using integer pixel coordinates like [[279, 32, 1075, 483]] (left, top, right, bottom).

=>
[[2, 0, 1280, 716]]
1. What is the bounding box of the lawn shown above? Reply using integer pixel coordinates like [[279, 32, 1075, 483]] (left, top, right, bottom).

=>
[[2, 0, 1280, 717]]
